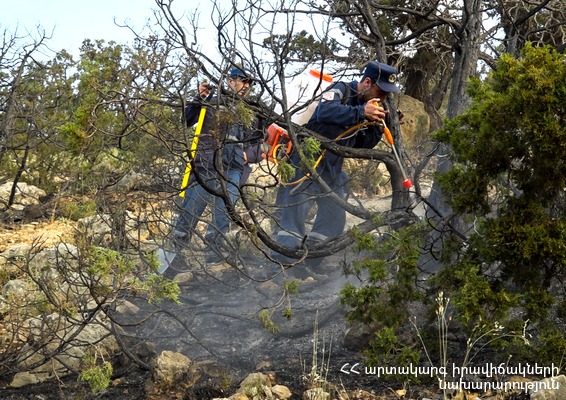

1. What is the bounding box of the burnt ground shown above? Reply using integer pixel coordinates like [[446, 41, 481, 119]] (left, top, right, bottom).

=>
[[0, 246, 442, 400], [124, 246, 405, 397], [0, 243, 534, 400]]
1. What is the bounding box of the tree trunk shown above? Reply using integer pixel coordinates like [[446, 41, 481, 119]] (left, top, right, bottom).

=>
[[422, 0, 483, 273]]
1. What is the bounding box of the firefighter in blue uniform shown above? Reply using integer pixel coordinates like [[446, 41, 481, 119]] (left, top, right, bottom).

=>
[[273, 61, 401, 264], [174, 66, 264, 263]]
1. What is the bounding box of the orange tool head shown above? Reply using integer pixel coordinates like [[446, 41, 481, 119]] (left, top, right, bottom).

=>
[[383, 126, 394, 145]]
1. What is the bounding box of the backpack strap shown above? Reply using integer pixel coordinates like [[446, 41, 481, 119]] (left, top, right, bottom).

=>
[[340, 82, 352, 105], [325, 81, 352, 105]]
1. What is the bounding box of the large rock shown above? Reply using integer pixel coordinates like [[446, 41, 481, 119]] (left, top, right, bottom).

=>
[[3, 242, 119, 388], [228, 395, 250, 400], [77, 211, 153, 249], [10, 312, 118, 387], [0, 182, 46, 211], [398, 94, 430, 147], [152, 350, 192, 389], [237, 372, 273, 399], [343, 320, 377, 351], [27, 243, 79, 278], [0, 244, 33, 260], [107, 171, 151, 193], [2, 278, 32, 302], [271, 384, 292, 399]]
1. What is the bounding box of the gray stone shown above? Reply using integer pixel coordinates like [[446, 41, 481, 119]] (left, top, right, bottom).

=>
[[10, 313, 118, 387], [530, 375, 566, 400], [2, 279, 31, 300], [0, 182, 46, 211]]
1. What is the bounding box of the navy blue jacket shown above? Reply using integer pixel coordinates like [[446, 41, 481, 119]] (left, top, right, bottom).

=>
[[304, 81, 383, 181], [184, 96, 264, 179]]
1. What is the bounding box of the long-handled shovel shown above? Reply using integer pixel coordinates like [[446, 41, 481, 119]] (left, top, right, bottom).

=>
[[157, 105, 208, 274]]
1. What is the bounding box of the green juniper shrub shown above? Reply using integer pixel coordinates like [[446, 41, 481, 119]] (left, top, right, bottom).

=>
[[430, 43, 566, 365], [340, 223, 427, 379]]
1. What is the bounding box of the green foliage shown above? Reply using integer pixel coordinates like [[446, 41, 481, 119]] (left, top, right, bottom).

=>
[[59, 199, 98, 221], [533, 324, 566, 367], [341, 223, 426, 328], [301, 137, 322, 163], [79, 347, 113, 394], [80, 244, 180, 304], [364, 326, 421, 382], [258, 309, 279, 333], [343, 160, 389, 195], [341, 46, 566, 363], [79, 360, 113, 394], [0, 51, 77, 188], [263, 30, 339, 60], [431, 260, 519, 328], [86, 246, 136, 277], [284, 136, 322, 182], [341, 224, 427, 372], [557, 299, 566, 321], [429, 44, 566, 364], [1, 38, 182, 197], [234, 101, 256, 129], [433, 43, 566, 302], [277, 159, 296, 183], [139, 274, 181, 305], [59, 122, 88, 154], [283, 279, 300, 296], [282, 306, 293, 319], [434, 43, 566, 212]]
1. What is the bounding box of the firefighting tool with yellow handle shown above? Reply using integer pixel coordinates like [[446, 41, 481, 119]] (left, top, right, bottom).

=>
[[179, 105, 207, 198], [373, 101, 412, 189]]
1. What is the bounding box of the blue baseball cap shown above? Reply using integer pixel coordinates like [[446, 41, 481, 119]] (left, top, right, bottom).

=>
[[229, 67, 256, 83], [363, 61, 401, 93]]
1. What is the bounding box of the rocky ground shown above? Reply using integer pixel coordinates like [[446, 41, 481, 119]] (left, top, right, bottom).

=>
[[0, 241, 538, 400], [0, 186, 555, 400], [0, 192, 436, 400]]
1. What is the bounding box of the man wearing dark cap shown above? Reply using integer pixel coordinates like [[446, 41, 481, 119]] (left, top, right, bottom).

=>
[[174, 66, 265, 264], [273, 61, 402, 267]]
